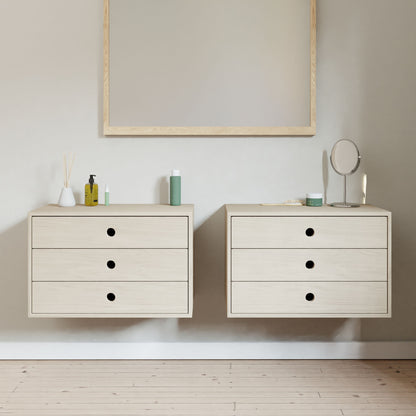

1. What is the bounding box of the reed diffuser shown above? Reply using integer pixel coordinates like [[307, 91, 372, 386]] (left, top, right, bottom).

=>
[[58, 153, 76, 207]]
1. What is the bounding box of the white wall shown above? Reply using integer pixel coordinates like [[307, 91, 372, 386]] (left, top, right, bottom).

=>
[[0, 0, 415, 349]]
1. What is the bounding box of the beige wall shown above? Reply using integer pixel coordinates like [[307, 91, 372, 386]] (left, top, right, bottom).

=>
[[0, 0, 415, 343]]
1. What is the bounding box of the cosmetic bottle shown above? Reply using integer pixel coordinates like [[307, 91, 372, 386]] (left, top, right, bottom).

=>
[[105, 184, 110, 206], [85, 174, 98, 206], [170, 170, 181, 206]]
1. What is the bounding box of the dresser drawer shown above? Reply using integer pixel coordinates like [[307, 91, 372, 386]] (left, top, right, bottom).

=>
[[32, 217, 188, 248], [32, 249, 188, 282], [32, 282, 188, 315], [231, 216, 387, 248], [231, 282, 388, 316], [232, 249, 387, 282]]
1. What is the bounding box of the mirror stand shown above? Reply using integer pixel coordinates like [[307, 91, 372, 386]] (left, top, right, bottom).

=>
[[330, 175, 360, 208]]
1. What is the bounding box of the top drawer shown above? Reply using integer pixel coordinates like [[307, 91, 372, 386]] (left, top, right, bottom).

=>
[[231, 216, 387, 248], [32, 217, 188, 248]]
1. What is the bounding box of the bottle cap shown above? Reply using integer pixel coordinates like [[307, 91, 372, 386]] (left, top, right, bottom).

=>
[[89, 175, 96, 192], [105, 184, 109, 192], [306, 193, 322, 199], [171, 169, 181, 176]]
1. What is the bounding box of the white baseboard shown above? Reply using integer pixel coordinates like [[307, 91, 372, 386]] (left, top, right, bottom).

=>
[[0, 342, 415, 360]]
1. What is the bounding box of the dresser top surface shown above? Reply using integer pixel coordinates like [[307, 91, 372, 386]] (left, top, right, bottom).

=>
[[30, 204, 194, 216], [226, 204, 390, 216]]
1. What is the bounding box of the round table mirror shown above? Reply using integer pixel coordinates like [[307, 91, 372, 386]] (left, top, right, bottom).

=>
[[330, 139, 361, 208]]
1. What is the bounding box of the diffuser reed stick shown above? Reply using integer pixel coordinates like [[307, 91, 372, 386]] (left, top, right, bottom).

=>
[[63, 155, 67, 187], [63, 153, 75, 188], [67, 153, 74, 187]]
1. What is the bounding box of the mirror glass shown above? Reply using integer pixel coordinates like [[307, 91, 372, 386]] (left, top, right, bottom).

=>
[[330, 139, 360, 175], [104, 0, 316, 136]]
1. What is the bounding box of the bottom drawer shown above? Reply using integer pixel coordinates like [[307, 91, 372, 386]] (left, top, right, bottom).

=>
[[231, 282, 388, 316], [32, 282, 188, 316]]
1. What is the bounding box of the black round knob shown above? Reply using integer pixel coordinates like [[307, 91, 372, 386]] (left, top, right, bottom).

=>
[[107, 260, 116, 269], [107, 293, 116, 301], [107, 228, 116, 237], [305, 293, 315, 301], [305, 227, 315, 237], [305, 260, 315, 269]]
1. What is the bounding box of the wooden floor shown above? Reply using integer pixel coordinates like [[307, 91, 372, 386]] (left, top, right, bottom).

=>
[[0, 360, 416, 415]]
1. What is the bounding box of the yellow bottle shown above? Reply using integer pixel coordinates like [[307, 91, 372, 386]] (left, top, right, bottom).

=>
[[85, 174, 98, 206]]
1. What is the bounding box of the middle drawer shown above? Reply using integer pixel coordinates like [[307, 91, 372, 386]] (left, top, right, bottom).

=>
[[32, 249, 188, 282], [232, 249, 387, 282]]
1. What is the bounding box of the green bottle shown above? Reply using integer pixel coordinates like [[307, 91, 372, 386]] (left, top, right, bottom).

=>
[[170, 170, 181, 206]]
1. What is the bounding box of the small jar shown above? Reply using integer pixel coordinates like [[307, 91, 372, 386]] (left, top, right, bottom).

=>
[[306, 193, 323, 207]]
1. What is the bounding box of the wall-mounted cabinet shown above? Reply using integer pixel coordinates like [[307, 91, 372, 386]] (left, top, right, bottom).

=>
[[28, 204, 193, 318], [226, 204, 391, 318]]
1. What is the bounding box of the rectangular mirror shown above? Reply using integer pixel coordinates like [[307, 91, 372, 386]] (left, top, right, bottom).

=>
[[104, 0, 316, 136]]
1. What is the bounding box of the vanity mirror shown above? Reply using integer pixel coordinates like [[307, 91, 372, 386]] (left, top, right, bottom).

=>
[[330, 139, 361, 208], [103, 0, 316, 136]]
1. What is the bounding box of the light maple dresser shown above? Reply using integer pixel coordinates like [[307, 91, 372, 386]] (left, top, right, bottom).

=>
[[28, 204, 193, 318], [226, 204, 391, 318]]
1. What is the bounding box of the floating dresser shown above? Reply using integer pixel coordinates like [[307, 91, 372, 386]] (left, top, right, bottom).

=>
[[28, 204, 193, 318], [226, 204, 391, 318]]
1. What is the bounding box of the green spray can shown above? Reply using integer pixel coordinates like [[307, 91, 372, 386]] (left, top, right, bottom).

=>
[[170, 170, 181, 206]]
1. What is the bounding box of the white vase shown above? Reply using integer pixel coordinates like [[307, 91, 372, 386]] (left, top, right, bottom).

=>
[[58, 187, 76, 207]]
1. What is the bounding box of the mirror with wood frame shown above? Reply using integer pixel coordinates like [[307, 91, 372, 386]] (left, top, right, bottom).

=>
[[103, 0, 316, 136]]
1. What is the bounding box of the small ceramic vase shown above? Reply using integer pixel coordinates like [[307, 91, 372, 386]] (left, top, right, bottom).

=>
[[58, 187, 76, 207]]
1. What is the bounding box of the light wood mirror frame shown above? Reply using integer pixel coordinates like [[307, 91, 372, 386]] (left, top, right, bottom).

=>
[[103, 0, 316, 136]]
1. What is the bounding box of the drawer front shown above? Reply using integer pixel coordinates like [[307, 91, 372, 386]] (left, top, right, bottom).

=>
[[232, 249, 387, 282], [32, 217, 188, 248], [32, 282, 188, 314], [231, 282, 387, 315], [231, 216, 387, 248], [32, 249, 188, 282]]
